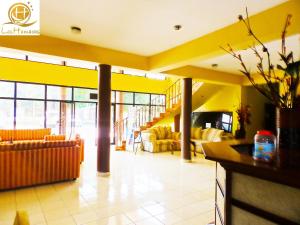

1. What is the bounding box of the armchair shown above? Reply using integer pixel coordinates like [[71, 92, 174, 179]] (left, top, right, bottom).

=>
[[141, 126, 180, 153]]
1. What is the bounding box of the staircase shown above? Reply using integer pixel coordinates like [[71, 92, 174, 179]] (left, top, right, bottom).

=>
[[114, 79, 203, 150]]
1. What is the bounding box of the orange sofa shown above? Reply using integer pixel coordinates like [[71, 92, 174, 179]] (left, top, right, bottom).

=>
[[0, 129, 84, 162], [0, 140, 80, 190]]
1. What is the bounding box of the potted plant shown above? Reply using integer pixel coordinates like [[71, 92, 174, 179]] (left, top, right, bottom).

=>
[[222, 9, 300, 168], [235, 104, 251, 139]]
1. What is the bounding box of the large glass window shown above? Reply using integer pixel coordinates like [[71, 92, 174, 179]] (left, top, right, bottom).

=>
[[116, 91, 133, 104], [28, 55, 63, 65], [75, 103, 97, 144], [0, 99, 14, 129], [0, 80, 166, 147], [16, 100, 44, 128], [151, 94, 165, 106], [135, 93, 150, 105], [47, 86, 72, 100], [74, 88, 97, 102], [17, 83, 45, 99], [111, 91, 115, 103], [0, 81, 14, 97], [46, 101, 60, 134]]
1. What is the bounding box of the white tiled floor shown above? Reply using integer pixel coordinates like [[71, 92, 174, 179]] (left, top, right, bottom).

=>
[[0, 147, 215, 225]]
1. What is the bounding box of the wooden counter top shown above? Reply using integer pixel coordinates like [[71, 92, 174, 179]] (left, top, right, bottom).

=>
[[202, 140, 300, 189]]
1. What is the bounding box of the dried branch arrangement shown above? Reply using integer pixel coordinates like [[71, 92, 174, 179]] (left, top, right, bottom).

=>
[[221, 9, 300, 109]]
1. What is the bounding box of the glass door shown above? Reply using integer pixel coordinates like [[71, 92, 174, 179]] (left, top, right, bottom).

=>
[[46, 101, 60, 134], [60, 102, 73, 139], [74, 102, 97, 146]]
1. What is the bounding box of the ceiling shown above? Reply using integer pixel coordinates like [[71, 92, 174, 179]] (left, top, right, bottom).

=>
[[41, 0, 286, 56], [192, 34, 300, 75]]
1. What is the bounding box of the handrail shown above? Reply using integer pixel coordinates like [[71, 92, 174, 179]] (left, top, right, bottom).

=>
[[114, 117, 128, 146], [114, 79, 203, 146]]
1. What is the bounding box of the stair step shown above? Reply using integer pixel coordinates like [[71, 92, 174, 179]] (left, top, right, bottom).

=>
[[139, 125, 147, 131], [115, 146, 125, 151], [172, 103, 180, 108], [146, 121, 153, 126], [160, 112, 169, 118], [152, 117, 160, 122]]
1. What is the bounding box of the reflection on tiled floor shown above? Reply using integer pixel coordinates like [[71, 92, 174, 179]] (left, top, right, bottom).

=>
[[0, 147, 215, 225]]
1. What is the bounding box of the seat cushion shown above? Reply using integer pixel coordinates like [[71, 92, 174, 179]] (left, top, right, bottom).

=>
[[156, 139, 174, 152], [191, 127, 202, 139], [202, 128, 224, 141]]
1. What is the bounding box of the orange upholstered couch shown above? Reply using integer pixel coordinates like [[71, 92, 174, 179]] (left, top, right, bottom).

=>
[[0, 129, 84, 162], [0, 140, 80, 190]]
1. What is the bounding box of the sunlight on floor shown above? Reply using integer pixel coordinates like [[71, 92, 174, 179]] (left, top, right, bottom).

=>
[[0, 147, 215, 225]]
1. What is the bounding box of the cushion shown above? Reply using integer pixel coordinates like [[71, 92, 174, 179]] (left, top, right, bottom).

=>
[[151, 128, 160, 139], [164, 127, 172, 139], [201, 128, 211, 141], [191, 127, 202, 139], [205, 128, 224, 141], [152, 126, 166, 140], [157, 127, 166, 140], [156, 139, 173, 152]]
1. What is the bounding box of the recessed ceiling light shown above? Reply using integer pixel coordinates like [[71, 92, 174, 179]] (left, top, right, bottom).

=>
[[174, 25, 182, 31], [71, 26, 81, 34], [212, 63, 218, 68]]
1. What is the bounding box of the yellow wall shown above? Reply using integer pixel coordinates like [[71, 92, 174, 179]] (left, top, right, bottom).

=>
[[195, 85, 241, 133], [154, 112, 176, 130], [0, 57, 170, 93]]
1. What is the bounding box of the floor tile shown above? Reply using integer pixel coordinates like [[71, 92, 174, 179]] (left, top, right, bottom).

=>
[[0, 149, 215, 225], [124, 208, 152, 222]]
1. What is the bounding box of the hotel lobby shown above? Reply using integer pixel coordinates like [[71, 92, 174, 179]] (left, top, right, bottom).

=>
[[0, 0, 300, 225]]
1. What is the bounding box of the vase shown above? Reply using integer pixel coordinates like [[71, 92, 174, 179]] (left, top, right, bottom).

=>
[[276, 107, 300, 168], [235, 124, 246, 139]]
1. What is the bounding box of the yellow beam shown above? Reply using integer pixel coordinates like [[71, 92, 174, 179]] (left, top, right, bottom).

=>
[[0, 35, 148, 70], [151, 0, 300, 71], [165, 66, 243, 86], [0, 57, 169, 93]]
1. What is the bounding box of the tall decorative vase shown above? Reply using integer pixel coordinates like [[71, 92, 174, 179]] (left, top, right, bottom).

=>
[[276, 108, 300, 168]]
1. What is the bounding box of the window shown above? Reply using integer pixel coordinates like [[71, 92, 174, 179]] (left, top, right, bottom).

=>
[[66, 59, 97, 70], [17, 83, 45, 99], [0, 81, 14, 97], [146, 73, 166, 80], [222, 113, 233, 132], [115, 91, 133, 104], [46, 101, 60, 134], [135, 93, 150, 105], [74, 88, 97, 102], [0, 49, 25, 60], [47, 86, 72, 100], [28, 55, 63, 65], [111, 91, 115, 103], [0, 100, 14, 129], [16, 100, 44, 128], [151, 94, 165, 106]]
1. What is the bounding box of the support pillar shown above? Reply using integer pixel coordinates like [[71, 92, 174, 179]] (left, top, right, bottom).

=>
[[181, 78, 192, 161], [97, 64, 111, 175], [174, 114, 180, 132]]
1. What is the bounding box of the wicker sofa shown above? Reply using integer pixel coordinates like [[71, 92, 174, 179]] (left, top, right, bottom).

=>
[[0, 128, 84, 162], [0, 140, 80, 190], [141, 126, 181, 153], [191, 127, 233, 153]]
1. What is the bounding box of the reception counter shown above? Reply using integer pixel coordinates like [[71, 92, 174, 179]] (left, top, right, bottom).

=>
[[202, 140, 300, 225]]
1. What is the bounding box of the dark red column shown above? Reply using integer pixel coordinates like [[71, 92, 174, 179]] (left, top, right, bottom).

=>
[[181, 78, 192, 161], [97, 64, 111, 174]]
